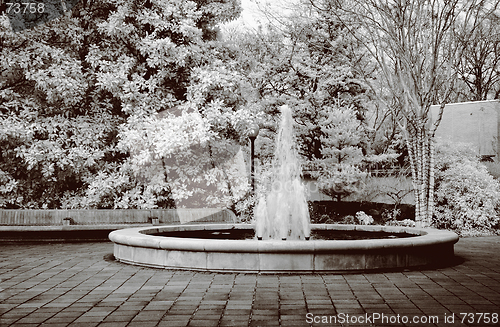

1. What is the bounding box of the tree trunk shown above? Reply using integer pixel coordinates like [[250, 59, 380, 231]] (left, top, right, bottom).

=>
[[407, 128, 436, 228], [406, 136, 420, 226], [425, 138, 436, 227]]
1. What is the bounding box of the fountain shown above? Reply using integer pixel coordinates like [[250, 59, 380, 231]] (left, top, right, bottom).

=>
[[254, 105, 310, 241], [109, 105, 459, 273]]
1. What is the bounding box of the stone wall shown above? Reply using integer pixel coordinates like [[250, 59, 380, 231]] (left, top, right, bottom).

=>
[[430, 100, 500, 158], [0, 208, 236, 226]]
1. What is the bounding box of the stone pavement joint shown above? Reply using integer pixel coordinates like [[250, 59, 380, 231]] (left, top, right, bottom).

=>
[[0, 236, 499, 326]]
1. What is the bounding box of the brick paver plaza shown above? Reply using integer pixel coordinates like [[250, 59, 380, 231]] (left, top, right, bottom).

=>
[[1, 236, 499, 327]]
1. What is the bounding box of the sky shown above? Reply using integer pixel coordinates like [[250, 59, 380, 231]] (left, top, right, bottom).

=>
[[239, 0, 262, 25], [223, 0, 266, 30], [222, 0, 299, 33], [224, 0, 296, 31]]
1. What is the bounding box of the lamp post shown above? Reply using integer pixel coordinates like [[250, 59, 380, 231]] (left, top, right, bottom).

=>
[[248, 123, 260, 192]]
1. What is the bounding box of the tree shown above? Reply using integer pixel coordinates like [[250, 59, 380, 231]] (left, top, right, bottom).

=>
[[312, 100, 369, 201], [454, 12, 500, 101], [312, 0, 500, 227], [0, 12, 125, 208], [86, 0, 242, 208], [0, 0, 242, 209], [227, 2, 399, 203]]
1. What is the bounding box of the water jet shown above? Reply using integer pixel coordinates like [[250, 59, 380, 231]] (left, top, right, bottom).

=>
[[254, 105, 310, 240]]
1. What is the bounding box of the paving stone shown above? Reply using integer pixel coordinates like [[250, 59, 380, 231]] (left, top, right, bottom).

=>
[[96, 322, 130, 327], [251, 314, 280, 321], [219, 318, 250, 327], [44, 316, 80, 324], [249, 319, 280, 327], [0, 237, 500, 326], [223, 308, 252, 316], [187, 318, 220, 326], [127, 321, 158, 327]]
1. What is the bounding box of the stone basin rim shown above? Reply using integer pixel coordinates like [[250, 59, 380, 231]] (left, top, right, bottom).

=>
[[109, 223, 459, 253]]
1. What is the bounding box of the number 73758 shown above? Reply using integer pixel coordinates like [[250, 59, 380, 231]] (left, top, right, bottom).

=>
[[460, 313, 498, 324], [6, 2, 45, 14]]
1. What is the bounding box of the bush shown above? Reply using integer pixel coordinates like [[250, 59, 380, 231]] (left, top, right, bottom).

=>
[[234, 193, 256, 223], [355, 211, 374, 225], [433, 141, 500, 236], [385, 219, 415, 227], [381, 208, 401, 222], [315, 164, 367, 202], [340, 215, 357, 224], [482, 161, 500, 180]]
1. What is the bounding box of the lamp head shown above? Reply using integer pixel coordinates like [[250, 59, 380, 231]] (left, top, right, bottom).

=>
[[248, 123, 260, 139]]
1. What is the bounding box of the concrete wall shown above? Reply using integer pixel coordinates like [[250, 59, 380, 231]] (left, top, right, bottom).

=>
[[430, 100, 500, 158], [0, 208, 236, 226], [302, 178, 332, 201]]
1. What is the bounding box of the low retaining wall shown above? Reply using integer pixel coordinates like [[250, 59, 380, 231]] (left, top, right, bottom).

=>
[[0, 208, 236, 226]]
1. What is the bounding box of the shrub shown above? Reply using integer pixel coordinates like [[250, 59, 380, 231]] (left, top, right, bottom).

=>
[[355, 211, 374, 225], [381, 208, 401, 222], [385, 219, 415, 227], [482, 161, 500, 180], [340, 215, 357, 224], [316, 214, 338, 224], [234, 193, 256, 223], [433, 141, 500, 236], [434, 140, 478, 170], [315, 164, 367, 202]]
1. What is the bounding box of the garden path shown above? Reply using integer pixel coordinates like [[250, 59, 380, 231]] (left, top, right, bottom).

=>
[[0, 237, 499, 326]]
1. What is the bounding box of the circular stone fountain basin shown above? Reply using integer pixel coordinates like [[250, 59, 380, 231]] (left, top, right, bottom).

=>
[[109, 223, 459, 273]]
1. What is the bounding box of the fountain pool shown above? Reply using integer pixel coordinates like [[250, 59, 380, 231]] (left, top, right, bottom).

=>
[[109, 223, 458, 272], [109, 105, 459, 273]]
